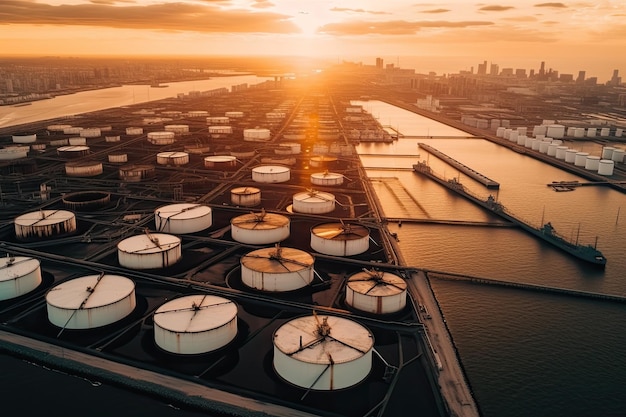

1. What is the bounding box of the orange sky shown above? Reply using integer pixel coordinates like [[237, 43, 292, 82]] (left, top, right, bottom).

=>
[[1, 1, 625, 78]]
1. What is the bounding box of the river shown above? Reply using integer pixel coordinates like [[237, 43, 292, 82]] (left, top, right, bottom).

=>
[[354, 101, 626, 417]]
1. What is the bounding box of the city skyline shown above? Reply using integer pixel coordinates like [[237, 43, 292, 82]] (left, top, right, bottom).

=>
[[1, 1, 625, 80]]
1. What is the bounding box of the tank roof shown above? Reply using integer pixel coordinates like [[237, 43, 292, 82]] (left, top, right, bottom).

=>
[[154, 294, 237, 333], [46, 274, 135, 310]]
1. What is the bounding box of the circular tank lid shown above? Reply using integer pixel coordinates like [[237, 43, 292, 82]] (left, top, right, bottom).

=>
[[231, 186, 260, 195], [241, 245, 314, 273], [231, 209, 289, 230], [117, 232, 181, 254], [311, 223, 369, 241], [65, 160, 101, 167], [58, 145, 89, 152], [0, 256, 40, 281], [14, 210, 75, 227], [294, 190, 335, 203], [252, 165, 290, 174], [156, 203, 211, 220], [154, 294, 237, 333], [157, 151, 188, 158], [205, 155, 236, 162], [46, 274, 135, 310], [311, 171, 343, 180], [273, 314, 373, 364], [347, 269, 407, 297]]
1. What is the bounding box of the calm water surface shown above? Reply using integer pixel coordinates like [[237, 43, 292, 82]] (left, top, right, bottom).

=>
[[354, 100, 626, 417]]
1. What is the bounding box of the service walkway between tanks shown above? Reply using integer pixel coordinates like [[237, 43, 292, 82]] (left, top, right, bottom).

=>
[[406, 271, 481, 417], [0, 330, 323, 417]]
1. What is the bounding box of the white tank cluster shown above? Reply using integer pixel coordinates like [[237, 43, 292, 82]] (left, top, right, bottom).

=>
[[14, 209, 77, 240], [0, 256, 42, 301], [153, 294, 238, 355], [310, 223, 370, 256], [230, 187, 261, 207], [240, 245, 314, 292], [117, 232, 182, 269], [345, 269, 407, 314], [154, 203, 212, 234], [230, 209, 290, 244], [252, 165, 290, 183], [156, 151, 189, 166], [273, 314, 374, 390], [292, 190, 336, 214], [243, 128, 271, 142], [46, 274, 136, 330]]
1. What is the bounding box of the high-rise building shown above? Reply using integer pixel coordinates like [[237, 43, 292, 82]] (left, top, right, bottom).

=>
[[539, 61, 545, 76], [375, 57, 383, 69], [576, 71, 586, 83], [477, 60, 487, 75], [609, 69, 621, 86], [490, 63, 499, 76]]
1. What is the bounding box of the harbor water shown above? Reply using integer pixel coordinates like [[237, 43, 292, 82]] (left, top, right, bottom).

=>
[[355, 101, 626, 417]]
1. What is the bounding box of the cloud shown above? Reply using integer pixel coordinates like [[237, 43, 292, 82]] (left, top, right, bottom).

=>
[[318, 20, 494, 36], [420, 9, 451, 14], [534, 3, 568, 8], [251, 0, 273, 9], [330, 7, 390, 15], [479, 5, 515, 12], [0, 0, 299, 33]]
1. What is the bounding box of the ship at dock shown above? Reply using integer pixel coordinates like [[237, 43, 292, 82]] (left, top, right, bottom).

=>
[[413, 161, 607, 267]]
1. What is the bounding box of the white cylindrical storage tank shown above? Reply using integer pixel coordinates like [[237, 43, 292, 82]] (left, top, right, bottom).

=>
[[225, 111, 244, 118], [46, 274, 136, 330], [509, 131, 519, 144], [156, 151, 189, 166], [243, 128, 271, 142], [14, 210, 77, 240], [0, 256, 42, 301], [600, 127, 610, 137], [231, 187, 261, 207], [516, 134, 526, 146], [47, 124, 72, 133], [547, 143, 558, 156], [565, 149, 578, 163], [292, 191, 335, 214], [275, 142, 301, 155], [206, 116, 229, 125], [117, 233, 182, 269], [80, 128, 101, 138], [119, 164, 155, 182], [108, 153, 128, 163], [63, 126, 83, 135], [0, 146, 29, 160], [32, 143, 46, 152], [533, 125, 547, 137], [503, 129, 511, 140], [546, 124, 565, 139], [531, 139, 540, 151], [57, 145, 90, 159], [536, 134, 546, 141], [584, 155, 600, 171], [598, 159, 614, 175], [491, 119, 501, 130], [574, 128, 585, 138], [155, 203, 212, 234], [65, 160, 103, 177], [208, 125, 233, 137], [310, 223, 370, 256], [252, 165, 290, 183], [524, 136, 533, 148], [153, 294, 238, 355], [68, 137, 85, 145], [186, 110, 207, 118], [184, 144, 211, 155], [616, 128, 624, 137], [517, 127, 527, 136], [309, 156, 338, 169], [611, 149, 625, 163], [587, 128, 597, 138], [602, 147, 615, 160], [240, 246, 314, 292], [126, 127, 143, 135], [164, 124, 189, 134], [539, 141, 550, 154], [105, 135, 121, 143], [555, 146, 568, 160], [346, 269, 407, 314], [12, 133, 37, 144], [574, 152, 589, 167], [566, 127, 575, 137], [230, 210, 290, 244], [147, 131, 176, 145], [273, 315, 374, 390], [204, 155, 237, 170], [496, 127, 506, 138], [310, 172, 344, 187]]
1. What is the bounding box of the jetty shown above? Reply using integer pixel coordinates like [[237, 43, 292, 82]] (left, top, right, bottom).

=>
[[418, 143, 500, 189]]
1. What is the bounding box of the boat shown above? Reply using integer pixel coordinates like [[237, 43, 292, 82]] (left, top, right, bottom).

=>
[[413, 161, 607, 267]]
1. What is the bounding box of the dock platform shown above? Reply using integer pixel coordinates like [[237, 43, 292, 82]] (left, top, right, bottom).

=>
[[418, 143, 500, 189]]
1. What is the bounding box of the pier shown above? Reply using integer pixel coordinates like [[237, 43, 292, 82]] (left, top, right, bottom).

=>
[[417, 143, 500, 189], [427, 271, 626, 304]]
